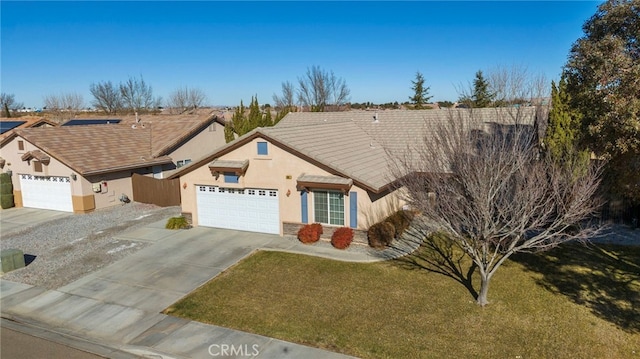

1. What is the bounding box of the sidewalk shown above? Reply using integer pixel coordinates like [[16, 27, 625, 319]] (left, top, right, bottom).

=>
[[1, 219, 418, 358]]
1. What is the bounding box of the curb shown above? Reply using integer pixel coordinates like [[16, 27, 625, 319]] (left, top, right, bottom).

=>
[[1, 316, 182, 359]]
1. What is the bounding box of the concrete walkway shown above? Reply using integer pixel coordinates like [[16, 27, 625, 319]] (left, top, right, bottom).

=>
[[1, 216, 417, 358]]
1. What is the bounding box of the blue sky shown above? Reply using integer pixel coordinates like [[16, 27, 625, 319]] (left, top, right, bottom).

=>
[[2, 1, 601, 108]]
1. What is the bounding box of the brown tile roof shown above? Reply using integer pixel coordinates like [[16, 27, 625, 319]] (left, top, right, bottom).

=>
[[0, 117, 57, 140], [10, 113, 220, 176], [16, 125, 172, 176]]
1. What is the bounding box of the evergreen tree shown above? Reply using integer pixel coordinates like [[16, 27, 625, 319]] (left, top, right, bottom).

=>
[[224, 121, 235, 143], [544, 78, 589, 168], [247, 96, 262, 129], [263, 107, 273, 127], [471, 70, 493, 107], [409, 71, 432, 109]]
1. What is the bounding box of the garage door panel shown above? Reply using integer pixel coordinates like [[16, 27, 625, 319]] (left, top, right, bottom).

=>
[[19, 174, 73, 212], [196, 186, 279, 234]]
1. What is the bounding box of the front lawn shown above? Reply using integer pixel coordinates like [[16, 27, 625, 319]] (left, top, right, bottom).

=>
[[165, 243, 639, 358]]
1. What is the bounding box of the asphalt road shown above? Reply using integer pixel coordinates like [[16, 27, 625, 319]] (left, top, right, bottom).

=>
[[0, 327, 105, 359]]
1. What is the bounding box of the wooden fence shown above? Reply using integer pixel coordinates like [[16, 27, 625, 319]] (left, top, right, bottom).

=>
[[132, 173, 181, 207]]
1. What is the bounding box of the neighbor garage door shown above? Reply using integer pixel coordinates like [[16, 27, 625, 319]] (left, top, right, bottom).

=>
[[19, 174, 73, 212], [196, 186, 279, 234]]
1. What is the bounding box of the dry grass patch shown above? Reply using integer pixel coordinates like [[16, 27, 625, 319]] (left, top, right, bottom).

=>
[[165, 243, 639, 358]]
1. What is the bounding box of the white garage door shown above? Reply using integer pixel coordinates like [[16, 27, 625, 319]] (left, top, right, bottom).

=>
[[19, 174, 73, 212], [196, 186, 280, 234]]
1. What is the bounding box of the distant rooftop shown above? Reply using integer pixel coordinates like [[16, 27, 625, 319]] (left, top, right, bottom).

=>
[[62, 119, 122, 126], [0, 121, 27, 134]]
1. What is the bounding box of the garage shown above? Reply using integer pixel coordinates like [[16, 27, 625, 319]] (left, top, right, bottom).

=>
[[19, 174, 73, 212], [196, 185, 280, 234]]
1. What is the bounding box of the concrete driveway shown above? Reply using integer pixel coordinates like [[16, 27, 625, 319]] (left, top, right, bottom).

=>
[[0, 207, 72, 237], [2, 217, 355, 358], [57, 225, 277, 312]]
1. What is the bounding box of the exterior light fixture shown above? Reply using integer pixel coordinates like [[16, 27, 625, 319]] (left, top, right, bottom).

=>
[[70, 173, 77, 181]]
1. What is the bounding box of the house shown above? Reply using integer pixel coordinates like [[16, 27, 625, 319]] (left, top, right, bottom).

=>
[[170, 107, 542, 237], [0, 113, 227, 213], [0, 117, 57, 140]]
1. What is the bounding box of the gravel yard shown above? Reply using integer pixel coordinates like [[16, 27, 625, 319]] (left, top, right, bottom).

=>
[[1, 203, 180, 289]]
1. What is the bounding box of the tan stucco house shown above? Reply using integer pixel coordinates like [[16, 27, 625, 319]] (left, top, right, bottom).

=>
[[171, 107, 542, 236], [0, 113, 227, 213]]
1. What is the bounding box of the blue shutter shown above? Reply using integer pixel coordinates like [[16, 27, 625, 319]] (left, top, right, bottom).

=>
[[301, 191, 308, 224], [349, 191, 358, 228]]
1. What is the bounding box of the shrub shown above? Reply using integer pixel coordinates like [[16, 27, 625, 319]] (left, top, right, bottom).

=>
[[1, 193, 14, 209], [367, 221, 396, 249], [386, 210, 414, 238], [331, 227, 354, 249], [165, 216, 190, 229], [298, 223, 323, 244], [0, 172, 14, 209]]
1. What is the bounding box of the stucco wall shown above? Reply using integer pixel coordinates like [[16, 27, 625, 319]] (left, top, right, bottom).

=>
[[163, 121, 227, 178], [1, 136, 77, 193], [1, 135, 138, 212], [179, 136, 405, 234], [84, 172, 135, 210]]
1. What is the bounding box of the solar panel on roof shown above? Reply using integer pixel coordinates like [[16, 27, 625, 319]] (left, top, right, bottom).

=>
[[0, 121, 27, 134], [62, 119, 122, 126]]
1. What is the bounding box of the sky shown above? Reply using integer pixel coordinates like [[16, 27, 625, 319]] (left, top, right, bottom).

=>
[[1, 1, 602, 108]]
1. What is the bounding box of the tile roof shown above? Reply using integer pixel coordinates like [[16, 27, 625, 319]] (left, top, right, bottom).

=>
[[0, 117, 57, 140], [171, 107, 543, 193], [11, 113, 219, 176], [15, 125, 172, 176]]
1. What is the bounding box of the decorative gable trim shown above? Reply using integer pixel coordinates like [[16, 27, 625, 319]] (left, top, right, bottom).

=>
[[21, 150, 50, 165], [208, 159, 249, 178]]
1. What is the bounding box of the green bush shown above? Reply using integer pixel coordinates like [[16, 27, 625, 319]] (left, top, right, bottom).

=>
[[0, 172, 14, 209], [165, 216, 190, 229], [1, 193, 14, 209], [367, 221, 396, 249]]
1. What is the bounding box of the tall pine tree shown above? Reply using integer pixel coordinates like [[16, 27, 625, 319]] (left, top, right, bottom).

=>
[[544, 77, 589, 168], [471, 70, 493, 108], [409, 71, 432, 110]]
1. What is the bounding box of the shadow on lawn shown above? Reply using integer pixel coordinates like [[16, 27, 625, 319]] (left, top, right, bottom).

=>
[[512, 242, 640, 333], [391, 226, 479, 301]]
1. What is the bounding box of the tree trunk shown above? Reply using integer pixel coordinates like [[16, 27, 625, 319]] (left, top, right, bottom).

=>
[[477, 274, 490, 306]]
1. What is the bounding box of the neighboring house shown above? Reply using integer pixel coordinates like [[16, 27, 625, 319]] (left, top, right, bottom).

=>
[[170, 107, 542, 236], [0, 113, 227, 213], [0, 117, 57, 140]]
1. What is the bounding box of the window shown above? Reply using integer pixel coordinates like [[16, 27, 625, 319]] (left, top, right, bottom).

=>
[[34, 161, 43, 173], [314, 191, 344, 226], [177, 159, 192, 168], [224, 172, 239, 183], [18, 140, 24, 151], [257, 142, 268, 155], [209, 124, 217, 132]]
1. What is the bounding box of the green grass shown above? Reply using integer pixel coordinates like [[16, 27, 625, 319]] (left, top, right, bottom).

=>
[[165, 242, 640, 358]]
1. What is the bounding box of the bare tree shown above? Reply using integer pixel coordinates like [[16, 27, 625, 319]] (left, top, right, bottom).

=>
[[389, 108, 602, 306], [456, 65, 549, 108], [90, 81, 122, 114], [272, 81, 296, 110], [119, 75, 160, 113], [487, 64, 549, 106], [1, 93, 23, 117], [43, 92, 85, 120], [297, 66, 350, 112], [166, 86, 207, 114]]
